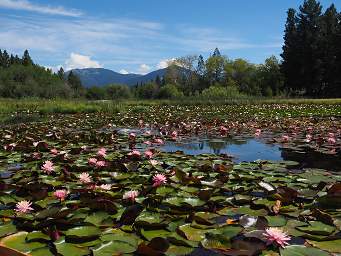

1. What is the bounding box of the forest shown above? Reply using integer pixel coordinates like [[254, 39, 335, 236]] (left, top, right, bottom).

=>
[[0, 0, 340, 99]]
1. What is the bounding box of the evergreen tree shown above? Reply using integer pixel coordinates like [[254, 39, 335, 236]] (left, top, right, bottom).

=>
[[22, 50, 33, 66], [67, 71, 83, 92], [296, 0, 323, 96], [281, 8, 300, 93], [155, 75, 162, 86], [319, 4, 339, 96], [57, 67, 65, 80], [212, 48, 221, 57], [1, 50, 10, 68]]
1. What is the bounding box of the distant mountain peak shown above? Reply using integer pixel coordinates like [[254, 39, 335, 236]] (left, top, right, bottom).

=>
[[65, 67, 167, 87]]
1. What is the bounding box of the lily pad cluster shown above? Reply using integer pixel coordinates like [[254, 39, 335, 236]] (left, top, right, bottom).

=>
[[0, 109, 340, 256]]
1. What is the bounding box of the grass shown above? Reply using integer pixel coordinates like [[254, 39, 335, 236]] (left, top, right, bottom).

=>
[[0, 97, 340, 118]]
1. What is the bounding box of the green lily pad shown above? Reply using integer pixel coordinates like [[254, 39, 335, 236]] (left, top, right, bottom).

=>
[[65, 226, 101, 238], [280, 245, 330, 256]]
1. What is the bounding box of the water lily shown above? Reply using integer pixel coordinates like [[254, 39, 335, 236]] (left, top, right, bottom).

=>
[[144, 150, 153, 159], [305, 134, 312, 142], [328, 137, 336, 144], [79, 172, 92, 183], [263, 227, 290, 248], [129, 132, 136, 140], [171, 131, 178, 139], [97, 147, 107, 157], [96, 160, 106, 168], [255, 129, 261, 137], [15, 200, 33, 213], [153, 173, 167, 187], [41, 160, 54, 174], [88, 157, 97, 166], [53, 189, 68, 201], [281, 135, 290, 143], [128, 150, 141, 158], [154, 138, 164, 144], [50, 148, 58, 155], [99, 184, 111, 190], [123, 190, 139, 202], [149, 159, 159, 166]]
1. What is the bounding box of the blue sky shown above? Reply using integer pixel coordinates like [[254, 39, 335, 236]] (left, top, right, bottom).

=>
[[0, 0, 339, 74]]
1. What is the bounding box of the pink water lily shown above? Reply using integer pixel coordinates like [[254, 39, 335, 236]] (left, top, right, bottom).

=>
[[220, 126, 228, 135], [79, 172, 92, 183], [171, 131, 178, 139], [88, 157, 97, 166], [254, 129, 261, 137], [144, 150, 153, 159], [15, 200, 33, 213], [53, 189, 68, 201], [128, 150, 141, 158], [328, 137, 336, 144], [149, 159, 159, 166], [144, 140, 152, 145], [98, 184, 111, 190], [50, 148, 58, 155], [123, 190, 139, 202], [154, 138, 164, 145], [153, 173, 167, 187], [41, 160, 54, 174], [96, 160, 106, 168], [129, 133, 136, 140], [263, 227, 290, 248], [305, 134, 312, 143], [97, 147, 107, 157], [281, 135, 289, 143]]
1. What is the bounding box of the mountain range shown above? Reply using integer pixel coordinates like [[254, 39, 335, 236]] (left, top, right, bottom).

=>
[[65, 67, 168, 87]]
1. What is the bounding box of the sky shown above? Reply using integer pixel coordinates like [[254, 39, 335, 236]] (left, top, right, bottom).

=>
[[0, 0, 339, 74]]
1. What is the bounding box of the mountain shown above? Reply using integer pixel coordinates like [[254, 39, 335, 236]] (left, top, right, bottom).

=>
[[65, 67, 167, 87]]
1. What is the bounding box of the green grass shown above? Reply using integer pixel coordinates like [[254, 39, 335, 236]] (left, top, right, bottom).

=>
[[0, 97, 340, 117]]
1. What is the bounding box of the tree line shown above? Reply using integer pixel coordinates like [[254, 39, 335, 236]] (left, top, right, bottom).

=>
[[0, 0, 340, 99]]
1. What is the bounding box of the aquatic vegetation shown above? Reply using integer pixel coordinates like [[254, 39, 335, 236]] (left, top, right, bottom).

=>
[[0, 104, 340, 255]]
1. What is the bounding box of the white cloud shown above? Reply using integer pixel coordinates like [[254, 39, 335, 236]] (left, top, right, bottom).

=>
[[119, 69, 129, 74], [156, 58, 176, 69], [137, 64, 151, 74], [0, 0, 83, 17], [64, 53, 102, 70]]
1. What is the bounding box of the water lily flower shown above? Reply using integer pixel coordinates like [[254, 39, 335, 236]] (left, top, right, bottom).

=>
[[328, 137, 336, 144], [41, 160, 54, 174], [88, 157, 97, 166], [144, 140, 152, 145], [15, 200, 33, 213], [50, 148, 58, 155], [128, 150, 141, 158], [79, 172, 92, 183], [149, 159, 159, 166], [220, 126, 228, 135], [171, 131, 178, 139], [154, 138, 164, 145], [255, 129, 261, 137], [129, 133, 136, 140], [53, 189, 68, 201], [153, 173, 167, 187], [145, 130, 151, 135], [123, 190, 139, 202], [32, 152, 41, 160], [99, 184, 111, 190], [97, 147, 107, 157], [263, 227, 290, 248], [144, 150, 153, 159], [305, 134, 312, 143], [96, 160, 106, 168], [281, 135, 289, 143]]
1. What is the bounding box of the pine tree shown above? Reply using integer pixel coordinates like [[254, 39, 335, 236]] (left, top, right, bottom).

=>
[[57, 67, 65, 80], [212, 48, 221, 57], [67, 71, 83, 92], [296, 0, 323, 96], [1, 50, 10, 68], [281, 8, 300, 93], [22, 50, 33, 66], [320, 4, 339, 97]]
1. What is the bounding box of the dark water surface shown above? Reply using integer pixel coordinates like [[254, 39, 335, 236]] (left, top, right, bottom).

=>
[[161, 137, 341, 171]]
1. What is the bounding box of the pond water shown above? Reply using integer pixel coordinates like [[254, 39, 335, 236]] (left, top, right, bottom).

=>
[[161, 137, 282, 163], [161, 137, 341, 171]]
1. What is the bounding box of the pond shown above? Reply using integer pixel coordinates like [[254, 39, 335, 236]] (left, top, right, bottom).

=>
[[160, 137, 341, 172]]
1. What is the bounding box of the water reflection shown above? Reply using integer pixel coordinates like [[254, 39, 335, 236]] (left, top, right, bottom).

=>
[[161, 137, 282, 162], [161, 137, 340, 171]]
